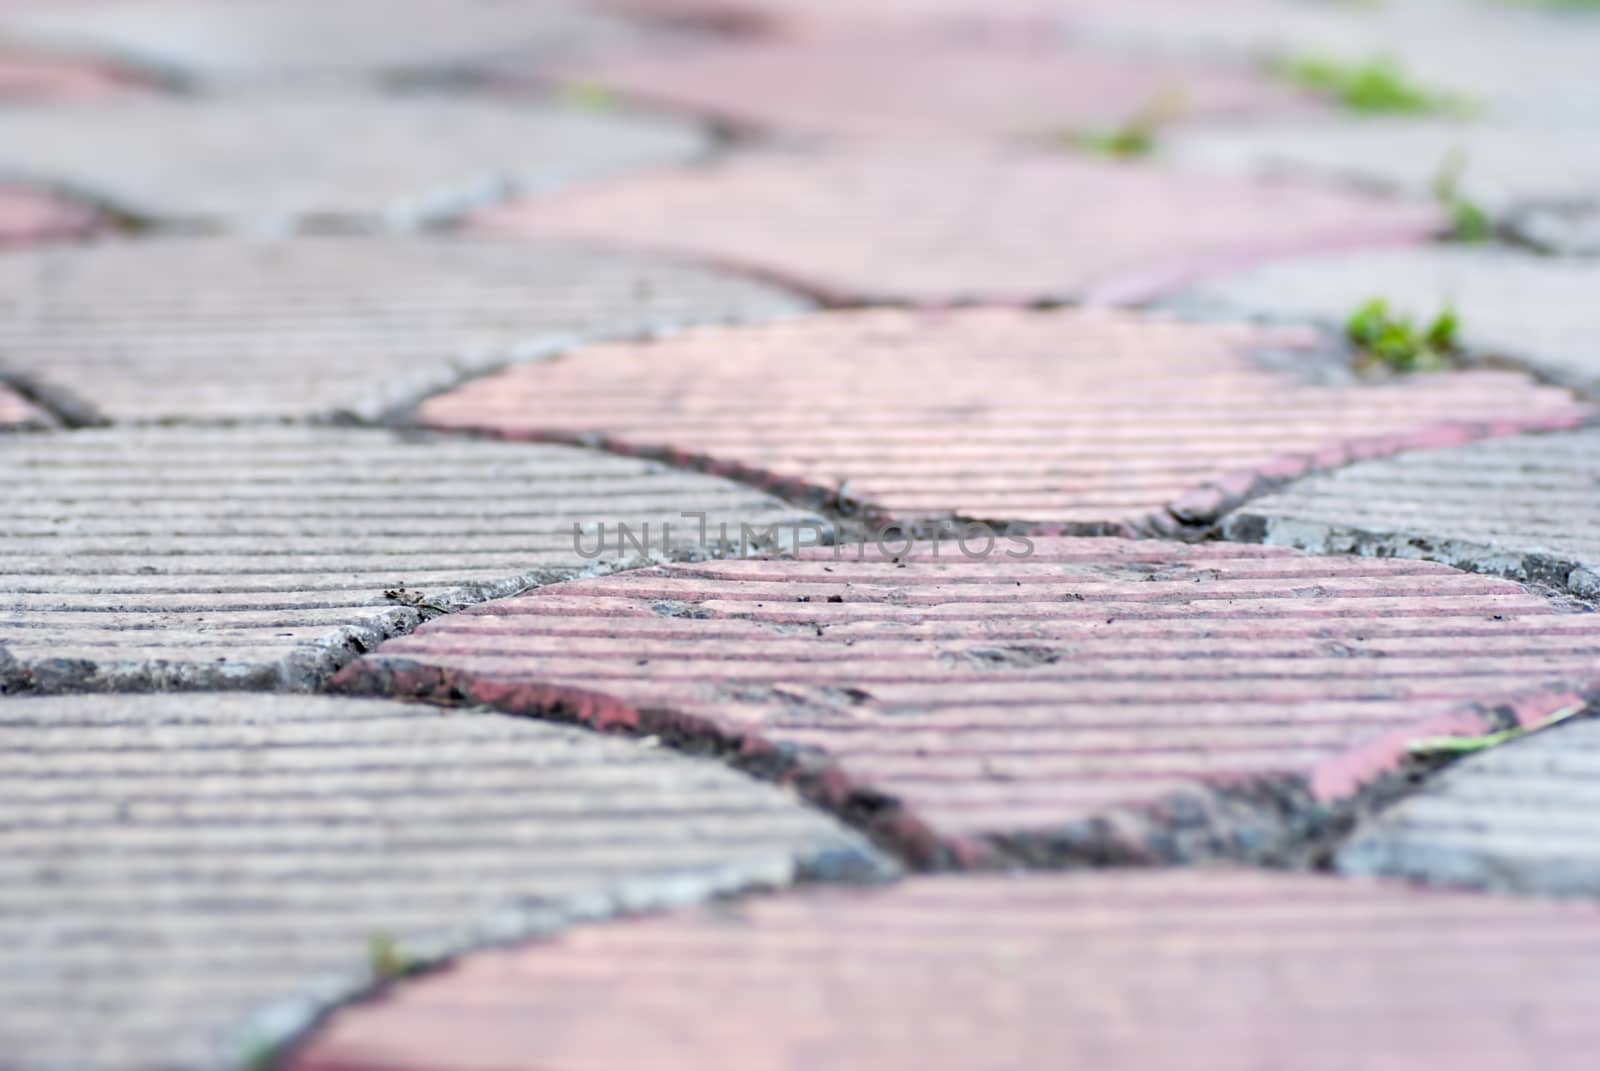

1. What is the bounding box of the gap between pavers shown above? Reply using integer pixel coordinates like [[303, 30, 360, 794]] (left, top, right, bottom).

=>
[[0, 0, 653, 87], [0, 425, 831, 694], [1222, 427, 1600, 602], [413, 306, 1592, 535], [0, 94, 716, 233], [1165, 245, 1600, 398], [1338, 714, 1600, 897], [520, 32, 1319, 144], [332, 536, 1600, 870], [0, 234, 808, 425], [0, 693, 890, 1071], [472, 149, 1443, 306], [290, 867, 1600, 1071], [0, 380, 53, 430]]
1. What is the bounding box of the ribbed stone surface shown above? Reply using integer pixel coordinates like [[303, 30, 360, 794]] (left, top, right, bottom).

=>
[[0, 693, 884, 1071], [0, 95, 711, 230], [1224, 429, 1600, 600], [0, 0, 644, 85], [0, 186, 103, 246], [292, 869, 1600, 1071], [1066, 0, 1600, 124], [335, 538, 1600, 866], [0, 236, 806, 423], [417, 308, 1589, 532], [541, 35, 1315, 143], [0, 426, 828, 693], [1340, 717, 1600, 896], [477, 150, 1440, 306], [1168, 246, 1600, 395], [1165, 118, 1600, 242], [0, 382, 50, 429]]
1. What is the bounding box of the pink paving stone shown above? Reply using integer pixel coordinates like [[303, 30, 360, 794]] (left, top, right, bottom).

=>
[[474, 150, 1441, 306], [534, 35, 1317, 143], [0, 186, 102, 246], [0, 382, 50, 428], [291, 869, 1600, 1071], [333, 538, 1600, 867], [0, 47, 146, 100], [415, 308, 1589, 533]]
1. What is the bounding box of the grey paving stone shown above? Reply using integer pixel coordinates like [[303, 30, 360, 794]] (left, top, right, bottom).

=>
[[0, 235, 807, 424], [1223, 429, 1600, 600], [1163, 117, 1600, 249], [0, 0, 645, 86], [1165, 245, 1600, 395], [0, 425, 830, 693], [0, 94, 712, 231], [0, 692, 888, 1071], [1339, 714, 1600, 896]]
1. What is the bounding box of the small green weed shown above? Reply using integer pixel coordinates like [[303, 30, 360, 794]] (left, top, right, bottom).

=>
[[559, 82, 620, 113], [368, 933, 415, 982], [1278, 55, 1463, 114], [1407, 703, 1588, 757], [1345, 298, 1460, 373], [1068, 93, 1182, 159], [1433, 150, 1493, 242]]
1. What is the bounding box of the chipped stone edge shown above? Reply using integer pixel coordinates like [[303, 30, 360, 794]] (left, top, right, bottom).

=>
[[230, 819, 896, 1070], [1220, 510, 1600, 603], [328, 651, 1600, 875]]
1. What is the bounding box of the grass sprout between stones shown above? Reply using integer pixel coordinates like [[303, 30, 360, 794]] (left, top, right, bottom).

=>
[[1277, 54, 1466, 114], [1407, 702, 1589, 757], [1433, 150, 1493, 242], [1068, 92, 1183, 159], [1345, 298, 1461, 373], [368, 933, 416, 982]]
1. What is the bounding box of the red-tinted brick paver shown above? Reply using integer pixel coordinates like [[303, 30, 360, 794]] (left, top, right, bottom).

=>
[[0, 381, 51, 429], [292, 869, 1600, 1071], [417, 308, 1588, 533], [536, 35, 1315, 143], [475, 151, 1440, 306], [0, 186, 102, 247], [335, 538, 1600, 866]]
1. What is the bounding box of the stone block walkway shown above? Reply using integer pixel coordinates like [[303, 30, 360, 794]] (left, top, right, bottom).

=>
[[1, 1, 1598, 1068]]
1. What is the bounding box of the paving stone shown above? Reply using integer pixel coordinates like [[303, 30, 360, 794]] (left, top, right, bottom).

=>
[[536, 34, 1317, 143], [0, 235, 807, 424], [0, 381, 50, 428], [1163, 117, 1600, 245], [291, 868, 1600, 1071], [416, 308, 1588, 532], [478, 150, 1442, 306], [0, 185, 102, 246], [0, 0, 646, 86], [1339, 716, 1600, 896], [0, 425, 828, 694], [0, 45, 147, 99], [0, 693, 885, 1071], [335, 537, 1600, 867], [1223, 428, 1600, 600], [596, 0, 1085, 36], [1065, 0, 1600, 124], [0, 94, 712, 231], [1167, 246, 1600, 396]]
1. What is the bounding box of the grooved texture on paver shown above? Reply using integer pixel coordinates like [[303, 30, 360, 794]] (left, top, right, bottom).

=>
[[0, 96, 712, 230], [417, 308, 1589, 532], [1223, 429, 1600, 600], [1168, 246, 1600, 395], [1339, 716, 1600, 896], [292, 869, 1600, 1071], [0, 426, 828, 693], [0, 186, 103, 246], [540, 35, 1315, 143], [0, 0, 645, 84], [0, 693, 884, 1071], [0, 236, 807, 423], [335, 538, 1600, 866], [476, 150, 1441, 305]]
